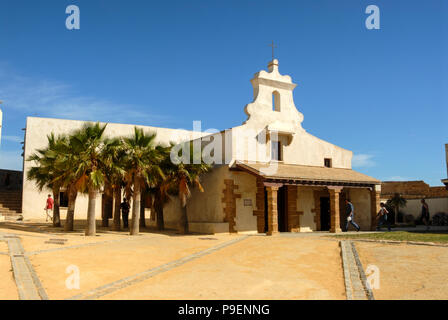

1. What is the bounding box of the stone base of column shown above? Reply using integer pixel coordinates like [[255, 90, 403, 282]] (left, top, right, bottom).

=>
[[330, 227, 342, 233]]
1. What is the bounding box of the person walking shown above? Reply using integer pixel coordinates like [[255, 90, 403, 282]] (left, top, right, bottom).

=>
[[345, 199, 360, 232], [376, 202, 391, 231], [44, 194, 54, 222], [421, 199, 430, 231], [120, 198, 130, 229]]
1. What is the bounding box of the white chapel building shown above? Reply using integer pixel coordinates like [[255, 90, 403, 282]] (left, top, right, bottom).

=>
[[22, 59, 381, 234]]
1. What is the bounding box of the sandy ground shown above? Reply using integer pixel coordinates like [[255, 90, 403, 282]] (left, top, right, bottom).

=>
[[101, 236, 346, 300], [30, 233, 239, 300], [356, 242, 448, 300], [4, 220, 448, 300], [0, 222, 346, 300], [0, 242, 19, 300]]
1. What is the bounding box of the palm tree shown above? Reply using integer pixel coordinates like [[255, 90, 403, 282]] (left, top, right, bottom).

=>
[[122, 127, 164, 235], [53, 137, 81, 232], [101, 137, 126, 231], [140, 186, 148, 228], [64, 183, 78, 231], [168, 143, 210, 234], [387, 193, 407, 224], [26, 133, 68, 227], [68, 123, 108, 236], [148, 144, 173, 230]]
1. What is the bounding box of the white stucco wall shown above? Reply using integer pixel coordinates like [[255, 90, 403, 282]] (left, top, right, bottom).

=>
[[185, 165, 227, 224], [185, 165, 257, 234], [22, 116, 208, 220], [227, 126, 352, 168], [347, 188, 371, 230], [158, 195, 183, 230], [401, 198, 448, 219]]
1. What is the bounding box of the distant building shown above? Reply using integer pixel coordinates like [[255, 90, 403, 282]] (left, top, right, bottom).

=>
[[442, 144, 448, 190], [381, 180, 448, 219]]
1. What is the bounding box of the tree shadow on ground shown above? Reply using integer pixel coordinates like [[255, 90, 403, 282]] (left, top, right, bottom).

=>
[[0, 220, 210, 238]]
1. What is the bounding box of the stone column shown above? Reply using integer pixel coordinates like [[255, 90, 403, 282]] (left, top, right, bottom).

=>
[[370, 185, 381, 231], [328, 187, 343, 233], [265, 185, 280, 236]]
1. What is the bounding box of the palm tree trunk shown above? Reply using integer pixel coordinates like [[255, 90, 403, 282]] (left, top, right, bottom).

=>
[[101, 185, 112, 228], [178, 204, 188, 234], [112, 186, 121, 231], [139, 189, 146, 228], [395, 206, 399, 225], [85, 187, 97, 236], [101, 194, 108, 228], [52, 187, 61, 227], [130, 178, 140, 235], [155, 196, 164, 231], [65, 185, 77, 231]]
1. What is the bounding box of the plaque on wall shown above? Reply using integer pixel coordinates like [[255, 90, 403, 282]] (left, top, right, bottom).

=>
[[243, 199, 252, 206]]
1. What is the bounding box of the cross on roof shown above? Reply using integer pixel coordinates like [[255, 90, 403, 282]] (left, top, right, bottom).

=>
[[268, 41, 277, 60]]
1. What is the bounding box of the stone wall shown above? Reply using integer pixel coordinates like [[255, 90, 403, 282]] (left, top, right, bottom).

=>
[[381, 180, 448, 220], [381, 181, 448, 199], [0, 169, 22, 191]]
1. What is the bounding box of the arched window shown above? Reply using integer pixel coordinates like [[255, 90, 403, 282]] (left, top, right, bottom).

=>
[[272, 91, 280, 111]]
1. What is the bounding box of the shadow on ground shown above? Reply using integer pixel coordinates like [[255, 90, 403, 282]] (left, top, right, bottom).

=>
[[0, 220, 207, 238]]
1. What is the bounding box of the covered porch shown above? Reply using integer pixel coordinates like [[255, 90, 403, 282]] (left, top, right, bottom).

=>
[[234, 161, 381, 234]]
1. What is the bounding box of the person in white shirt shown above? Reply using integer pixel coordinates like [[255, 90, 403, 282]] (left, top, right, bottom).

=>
[[376, 202, 391, 231]]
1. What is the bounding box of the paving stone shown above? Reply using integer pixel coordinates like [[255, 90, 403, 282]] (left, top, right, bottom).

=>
[[340, 240, 371, 300], [0, 231, 48, 300]]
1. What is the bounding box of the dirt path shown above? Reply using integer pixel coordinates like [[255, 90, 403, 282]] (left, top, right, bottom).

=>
[[0, 240, 19, 299], [0, 223, 349, 300], [101, 237, 346, 300], [356, 242, 448, 300]]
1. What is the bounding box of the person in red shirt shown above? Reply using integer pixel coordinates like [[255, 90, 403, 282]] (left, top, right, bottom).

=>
[[45, 194, 54, 222]]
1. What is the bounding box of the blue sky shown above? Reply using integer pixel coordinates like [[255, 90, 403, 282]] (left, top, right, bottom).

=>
[[0, 0, 447, 185]]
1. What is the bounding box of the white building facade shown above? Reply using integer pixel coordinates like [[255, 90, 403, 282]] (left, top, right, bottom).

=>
[[22, 60, 381, 234]]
